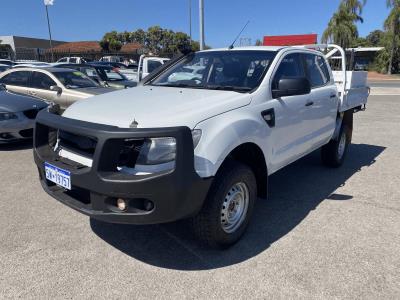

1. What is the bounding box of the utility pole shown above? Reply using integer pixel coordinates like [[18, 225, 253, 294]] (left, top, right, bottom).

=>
[[189, 0, 192, 42], [199, 0, 205, 50], [44, 0, 54, 62]]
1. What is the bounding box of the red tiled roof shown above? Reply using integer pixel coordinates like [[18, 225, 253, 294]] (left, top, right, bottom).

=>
[[51, 41, 101, 52]]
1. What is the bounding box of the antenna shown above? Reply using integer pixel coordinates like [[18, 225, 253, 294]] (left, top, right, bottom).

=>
[[229, 21, 250, 49]]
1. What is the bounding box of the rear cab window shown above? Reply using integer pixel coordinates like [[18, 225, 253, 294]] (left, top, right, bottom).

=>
[[303, 54, 331, 88]]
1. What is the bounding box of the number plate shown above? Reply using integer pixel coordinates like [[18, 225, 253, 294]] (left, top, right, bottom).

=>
[[44, 162, 71, 190]]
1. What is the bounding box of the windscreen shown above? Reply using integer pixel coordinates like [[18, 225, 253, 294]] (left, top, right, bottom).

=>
[[53, 71, 99, 89], [149, 50, 276, 92]]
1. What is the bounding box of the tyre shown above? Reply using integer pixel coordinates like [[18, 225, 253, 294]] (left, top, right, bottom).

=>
[[192, 160, 257, 248], [321, 124, 351, 167]]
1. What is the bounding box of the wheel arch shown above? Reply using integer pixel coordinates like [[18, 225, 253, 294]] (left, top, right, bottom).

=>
[[221, 142, 268, 199]]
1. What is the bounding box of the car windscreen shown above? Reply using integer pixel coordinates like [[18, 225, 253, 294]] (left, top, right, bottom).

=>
[[96, 67, 126, 81], [53, 71, 99, 89], [148, 50, 277, 92]]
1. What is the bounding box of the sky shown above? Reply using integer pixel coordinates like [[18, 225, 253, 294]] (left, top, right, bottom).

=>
[[0, 0, 391, 48]]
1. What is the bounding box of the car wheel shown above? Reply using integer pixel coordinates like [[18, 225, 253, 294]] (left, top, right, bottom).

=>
[[321, 124, 351, 168], [192, 160, 257, 248]]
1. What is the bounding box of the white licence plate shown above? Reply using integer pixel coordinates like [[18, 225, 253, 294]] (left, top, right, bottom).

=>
[[44, 162, 71, 190]]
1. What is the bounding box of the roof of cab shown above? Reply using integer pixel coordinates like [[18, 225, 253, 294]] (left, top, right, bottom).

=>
[[200, 46, 285, 52]]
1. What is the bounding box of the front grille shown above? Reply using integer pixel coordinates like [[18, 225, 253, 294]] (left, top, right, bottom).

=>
[[19, 128, 33, 138], [58, 130, 97, 157], [23, 109, 40, 119]]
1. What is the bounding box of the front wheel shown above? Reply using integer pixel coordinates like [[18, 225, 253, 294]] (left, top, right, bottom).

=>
[[192, 161, 257, 248], [321, 124, 351, 167]]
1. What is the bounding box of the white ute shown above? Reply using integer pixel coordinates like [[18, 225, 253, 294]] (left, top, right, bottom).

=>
[[33, 44, 369, 248]]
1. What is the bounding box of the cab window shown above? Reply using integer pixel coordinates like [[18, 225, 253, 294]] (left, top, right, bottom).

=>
[[272, 53, 305, 89], [0, 71, 30, 87], [147, 60, 162, 73], [303, 54, 330, 88], [31, 72, 56, 90]]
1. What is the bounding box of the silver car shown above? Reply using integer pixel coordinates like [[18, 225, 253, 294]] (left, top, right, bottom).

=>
[[0, 84, 48, 143], [0, 67, 115, 109]]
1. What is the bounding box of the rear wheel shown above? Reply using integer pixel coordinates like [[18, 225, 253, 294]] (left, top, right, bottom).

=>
[[321, 124, 351, 167], [192, 161, 257, 248]]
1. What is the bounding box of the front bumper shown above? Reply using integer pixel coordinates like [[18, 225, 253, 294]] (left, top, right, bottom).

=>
[[33, 110, 212, 224], [0, 116, 35, 143]]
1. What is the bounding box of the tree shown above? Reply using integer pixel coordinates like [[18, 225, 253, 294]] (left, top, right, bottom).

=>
[[342, 0, 367, 22], [100, 26, 205, 55], [322, 3, 360, 49], [385, 0, 400, 74], [130, 29, 146, 45], [100, 31, 122, 51], [366, 30, 385, 46]]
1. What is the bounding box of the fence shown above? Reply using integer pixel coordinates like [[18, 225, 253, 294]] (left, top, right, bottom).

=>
[[1, 46, 180, 63]]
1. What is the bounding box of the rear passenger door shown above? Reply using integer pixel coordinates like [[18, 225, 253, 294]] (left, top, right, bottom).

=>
[[303, 53, 338, 148], [0, 71, 30, 96], [269, 52, 314, 169]]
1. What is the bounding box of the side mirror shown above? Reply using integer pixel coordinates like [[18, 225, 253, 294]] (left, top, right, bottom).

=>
[[50, 85, 62, 94], [272, 77, 311, 98]]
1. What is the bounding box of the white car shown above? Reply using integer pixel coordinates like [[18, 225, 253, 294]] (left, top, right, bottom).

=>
[[13, 61, 52, 68], [33, 45, 369, 247], [56, 57, 87, 64], [119, 55, 170, 82]]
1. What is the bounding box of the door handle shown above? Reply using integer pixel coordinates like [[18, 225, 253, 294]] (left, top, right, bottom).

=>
[[305, 101, 314, 107]]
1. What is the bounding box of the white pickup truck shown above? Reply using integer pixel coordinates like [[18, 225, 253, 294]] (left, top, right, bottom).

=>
[[119, 55, 170, 82], [33, 44, 369, 248]]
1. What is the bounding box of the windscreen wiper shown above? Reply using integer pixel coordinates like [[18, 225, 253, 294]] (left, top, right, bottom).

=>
[[206, 85, 252, 92]]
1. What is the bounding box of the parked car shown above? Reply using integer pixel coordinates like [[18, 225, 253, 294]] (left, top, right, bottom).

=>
[[92, 61, 128, 69], [88, 63, 137, 88], [0, 68, 115, 109], [56, 63, 137, 89], [99, 56, 125, 63], [0, 83, 47, 143], [13, 62, 52, 69], [33, 45, 369, 247], [120, 55, 170, 82], [56, 57, 89, 64], [0, 64, 11, 73]]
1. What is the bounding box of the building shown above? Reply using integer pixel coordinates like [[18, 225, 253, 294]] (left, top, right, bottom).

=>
[[347, 47, 384, 70], [0, 35, 66, 60]]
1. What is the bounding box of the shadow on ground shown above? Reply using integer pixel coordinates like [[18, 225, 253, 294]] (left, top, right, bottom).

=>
[[91, 143, 385, 270], [0, 140, 33, 151]]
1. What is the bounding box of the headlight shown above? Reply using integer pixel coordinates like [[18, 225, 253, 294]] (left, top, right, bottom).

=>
[[136, 137, 176, 165], [0, 112, 17, 121], [192, 129, 202, 148]]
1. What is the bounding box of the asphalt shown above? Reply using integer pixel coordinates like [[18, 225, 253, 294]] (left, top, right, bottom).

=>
[[1, 87, 400, 298]]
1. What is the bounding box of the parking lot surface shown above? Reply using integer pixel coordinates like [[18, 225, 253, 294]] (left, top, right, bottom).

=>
[[1, 91, 400, 298]]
